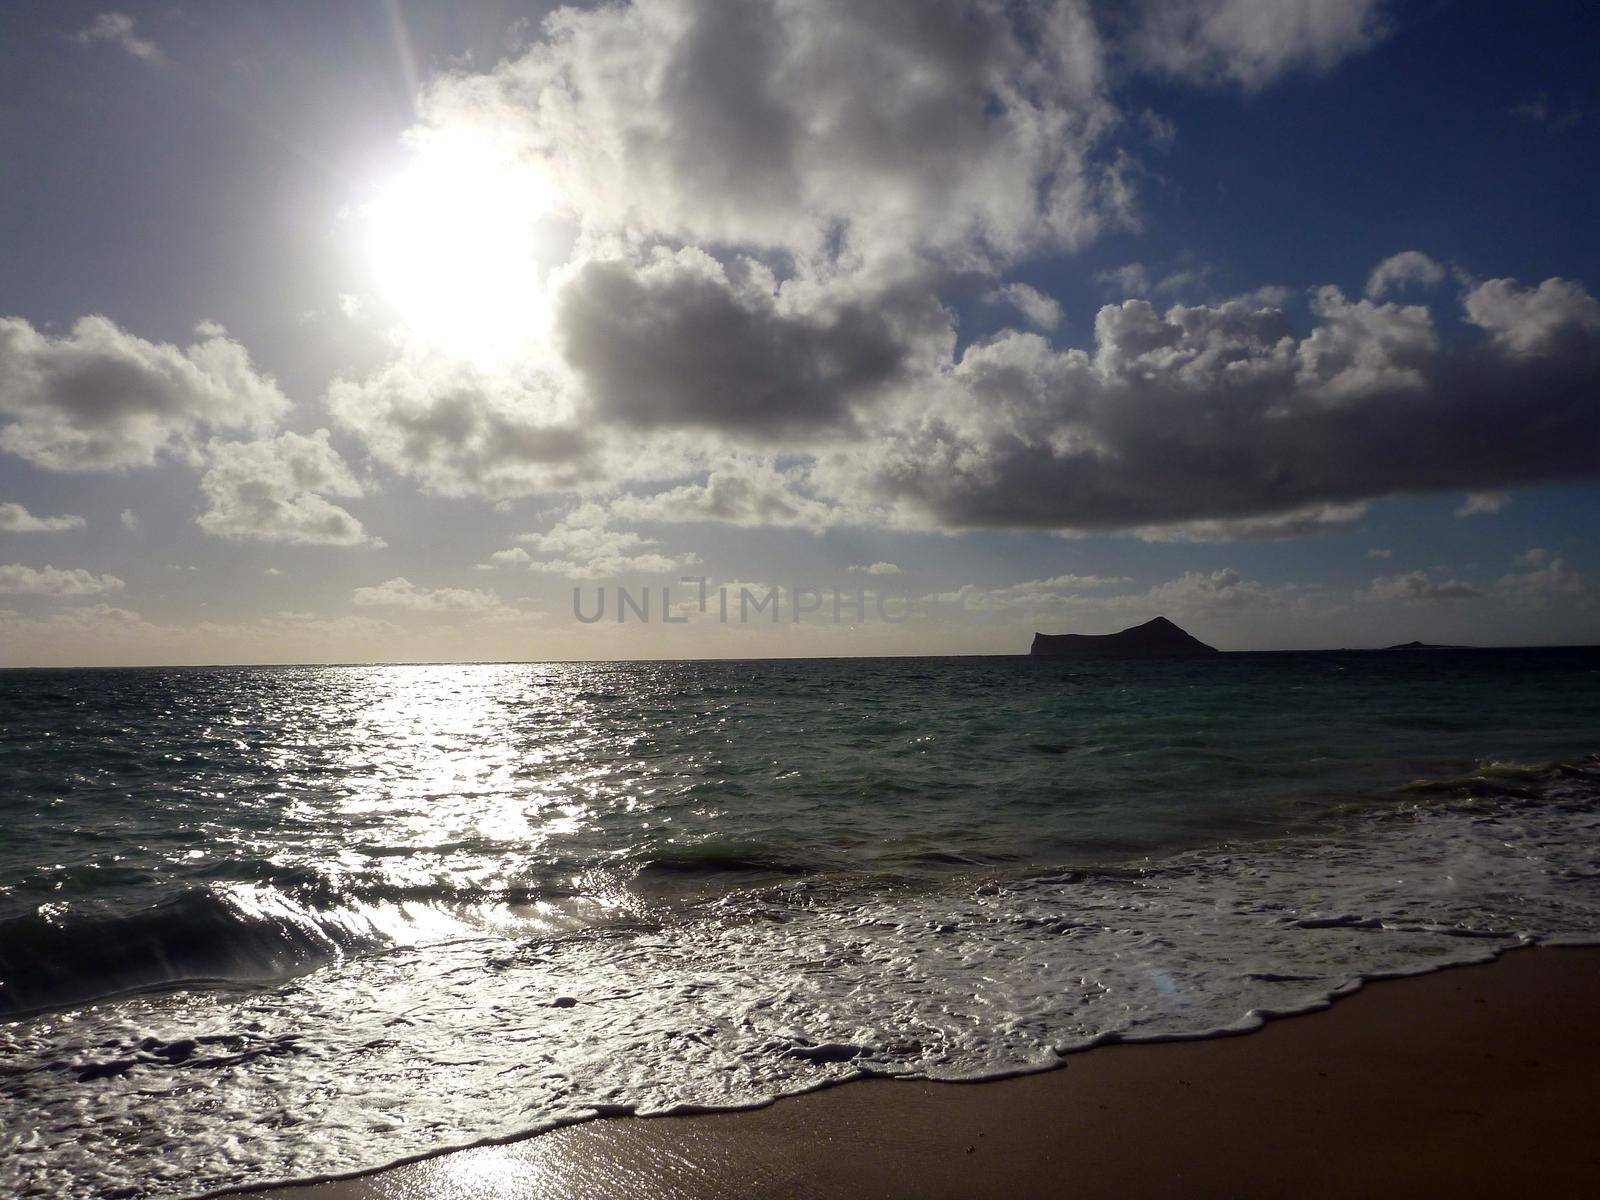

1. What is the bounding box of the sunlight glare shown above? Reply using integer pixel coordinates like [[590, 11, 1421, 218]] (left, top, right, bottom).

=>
[[365, 128, 556, 364]]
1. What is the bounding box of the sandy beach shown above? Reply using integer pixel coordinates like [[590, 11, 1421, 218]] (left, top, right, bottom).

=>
[[236, 945, 1600, 1200]]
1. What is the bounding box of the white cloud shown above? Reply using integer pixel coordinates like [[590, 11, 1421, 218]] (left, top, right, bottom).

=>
[[422, 0, 1126, 271], [1463, 276, 1600, 356], [1497, 556, 1595, 607], [327, 350, 590, 499], [0, 316, 288, 471], [1134, 502, 1367, 543], [197, 430, 380, 546], [988, 283, 1063, 331], [0, 564, 125, 597], [821, 271, 1600, 533], [848, 562, 903, 576], [476, 547, 532, 570], [1455, 491, 1509, 517], [1365, 547, 1392, 559], [120, 509, 141, 532], [608, 463, 865, 532], [321, 5, 1591, 549], [74, 13, 161, 62], [1367, 571, 1483, 603], [517, 504, 698, 578], [351, 577, 507, 614], [1365, 251, 1445, 299], [0, 503, 85, 532], [1121, 0, 1389, 91]]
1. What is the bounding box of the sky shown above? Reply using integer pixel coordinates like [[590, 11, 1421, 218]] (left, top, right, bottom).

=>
[[1, 0, 1597, 665]]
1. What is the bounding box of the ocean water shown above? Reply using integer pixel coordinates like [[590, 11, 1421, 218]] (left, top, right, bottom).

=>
[[2, 651, 1599, 1198]]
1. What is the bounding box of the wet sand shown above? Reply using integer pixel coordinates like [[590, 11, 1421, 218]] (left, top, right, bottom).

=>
[[242, 945, 1600, 1199]]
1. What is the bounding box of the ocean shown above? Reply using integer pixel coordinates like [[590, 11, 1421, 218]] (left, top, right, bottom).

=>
[[3, 651, 1599, 1199]]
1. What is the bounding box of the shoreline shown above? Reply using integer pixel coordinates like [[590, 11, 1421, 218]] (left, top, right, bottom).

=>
[[232, 944, 1600, 1199]]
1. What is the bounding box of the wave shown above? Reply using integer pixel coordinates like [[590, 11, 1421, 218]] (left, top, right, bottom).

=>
[[5, 754, 1600, 1198], [0, 886, 395, 1017]]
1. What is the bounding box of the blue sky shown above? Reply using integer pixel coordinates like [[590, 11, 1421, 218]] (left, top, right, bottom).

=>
[[1, 0, 1597, 664]]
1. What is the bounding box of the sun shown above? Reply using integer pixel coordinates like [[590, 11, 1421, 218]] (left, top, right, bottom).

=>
[[364, 127, 557, 364]]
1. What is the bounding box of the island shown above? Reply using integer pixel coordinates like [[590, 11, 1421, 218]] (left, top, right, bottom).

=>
[[1030, 616, 1220, 658]]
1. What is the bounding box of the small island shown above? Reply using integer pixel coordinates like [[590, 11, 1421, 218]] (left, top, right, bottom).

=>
[[1030, 616, 1220, 658]]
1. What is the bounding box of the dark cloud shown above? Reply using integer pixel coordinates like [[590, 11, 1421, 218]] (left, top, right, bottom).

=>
[[557, 257, 931, 436], [0, 317, 287, 471], [829, 277, 1600, 531]]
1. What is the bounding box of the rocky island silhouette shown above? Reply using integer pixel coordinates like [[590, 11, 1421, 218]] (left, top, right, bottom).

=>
[[1030, 616, 1220, 658]]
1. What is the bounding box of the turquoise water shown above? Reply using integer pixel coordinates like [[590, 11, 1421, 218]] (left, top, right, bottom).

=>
[[2, 651, 1599, 1197]]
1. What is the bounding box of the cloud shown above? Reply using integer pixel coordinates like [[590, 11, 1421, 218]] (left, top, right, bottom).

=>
[[351, 577, 507, 614], [1119, 0, 1388, 90], [1463, 276, 1600, 356], [422, 0, 1127, 270], [988, 283, 1063, 331], [74, 13, 161, 62], [1367, 571, 1483, 603], [1134, 502, 1367, 543], [556, 251, 943, 438], [823, 272, 1600, 532], [608, 464, 864, 532], [326, 4, 1589, 551], [0, 564, 125, 597], [197, 431, 380, 546], [516, 504, 697, 578], [849, 562, 903, 576], [327, 351, 591, 499], [1365, 547, 1392, 559], [120, 509, 141, 532], [0, 316, 288, 471], [1454, 491, 1508, 517], [1365, 251, 1445, 299], [476, 547, 532, 570], [1509, 95, 1585, 133], [0, 503, 85, 532], [1497, 556, 1595, 607]]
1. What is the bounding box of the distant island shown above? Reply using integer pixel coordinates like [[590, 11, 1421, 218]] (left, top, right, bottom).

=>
[[1382, 640, 1470, 651], [1030, 616, 1220, 658]]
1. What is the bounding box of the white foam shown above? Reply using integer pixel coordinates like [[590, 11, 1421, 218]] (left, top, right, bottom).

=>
[[4, 776, 1600, 1199]]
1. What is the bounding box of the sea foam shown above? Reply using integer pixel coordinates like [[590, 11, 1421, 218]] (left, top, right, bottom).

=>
[[3, 757, 1598, 1200]]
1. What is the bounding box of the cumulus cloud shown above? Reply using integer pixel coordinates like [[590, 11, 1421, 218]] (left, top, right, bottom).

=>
[[517, 505, 697, 578], [823, 273, 1600, 532], [1365, 251, 1445, 299], [952, 572, 1135, 609], [1367, 571, 1483, 603], [327, 351, 590, 499], [120, 509, 141, 532], [849, 562, 904, 576], [74, 13, 161, 62], [0, 503, 85, 532], [1134, 502, 1367, 543], [607, 463, 864, 532], [197, 431, 379, 546], [1119, 0, 1388, 90], [0, 564, 125, 597], [324, 2, 1592, 553], [1497, 556, 1595, 607], [0, 317, 288, 471], [988, 283, 1063, 331], [423, 0, 1126, 269], [557, 252, 938, 436], [1463, 277, 1600, 356], [1455, 491, 1509, 517], [351, 577, 507, 614], [476, 547, 532, 570]]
